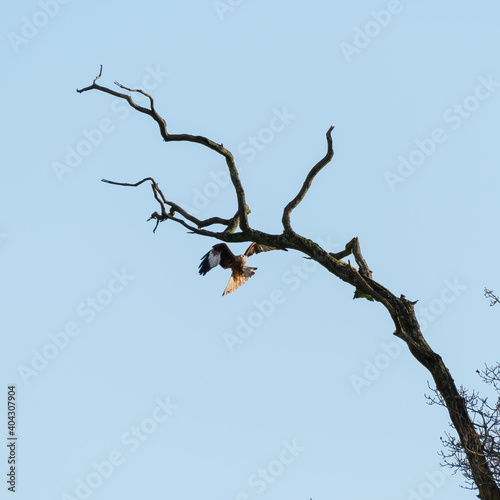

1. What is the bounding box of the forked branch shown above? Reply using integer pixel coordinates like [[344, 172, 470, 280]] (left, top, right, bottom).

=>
[[101, 177, 239, 237], [77, 67, 250, 232], [77, 66, 168, 140]]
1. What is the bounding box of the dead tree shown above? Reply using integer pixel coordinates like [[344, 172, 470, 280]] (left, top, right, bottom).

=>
[[427, 364, 500, 491], [77, 67, 500, 500]]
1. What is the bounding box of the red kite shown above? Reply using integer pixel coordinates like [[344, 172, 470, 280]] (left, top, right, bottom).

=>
[[199, 242, 283, 296]]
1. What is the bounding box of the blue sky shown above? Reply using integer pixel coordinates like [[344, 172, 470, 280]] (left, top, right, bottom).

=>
[[2, 1, 500, 499]]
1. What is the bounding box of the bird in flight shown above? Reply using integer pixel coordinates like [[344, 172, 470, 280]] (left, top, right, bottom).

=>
[[199, 242, 284, 296]]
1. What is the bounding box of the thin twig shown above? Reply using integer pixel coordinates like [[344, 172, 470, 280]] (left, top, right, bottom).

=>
[[101, 177, 234, 231]]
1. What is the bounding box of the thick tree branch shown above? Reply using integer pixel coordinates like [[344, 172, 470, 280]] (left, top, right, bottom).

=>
[[279, 234, 499, 499], [282, 125, 334, 233], [427, 372, 500, 491], [329, 237, 374, 301]]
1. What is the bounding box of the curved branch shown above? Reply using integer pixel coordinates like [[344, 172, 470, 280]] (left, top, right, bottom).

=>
[[282, 125, 334, 233], [78, 67, 250, 233], [77, 82, 168, 140], [101, 178, 235, 232], [330, 237, 372, 279]]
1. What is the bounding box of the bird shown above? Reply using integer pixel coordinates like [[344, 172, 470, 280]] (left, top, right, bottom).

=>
[[199, 242, 284, 296]]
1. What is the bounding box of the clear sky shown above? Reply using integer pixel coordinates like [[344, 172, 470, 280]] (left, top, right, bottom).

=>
[[2, 1, 500, 499]]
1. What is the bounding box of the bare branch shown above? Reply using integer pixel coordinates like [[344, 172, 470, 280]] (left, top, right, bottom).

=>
[[485, 288, 500, 307], [101, 177, 236, 233], [351, 237, 372, 279], [427, 371, 500, 491], [78, 67, 250, 232], [327, 237, 374, 301], [329, 237, 372, 278], [282, 126, 334, 233], [77, 80, 168, 139], [93, 64, 103, 84], [114, 81, 157, 113]]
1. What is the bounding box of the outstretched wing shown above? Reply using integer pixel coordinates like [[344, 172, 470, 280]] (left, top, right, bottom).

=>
[[222, 266, 257, 296], [199, 243, 235, 275], [244, 242, 287, 258]]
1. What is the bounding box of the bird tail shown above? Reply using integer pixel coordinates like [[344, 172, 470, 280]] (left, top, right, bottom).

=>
[[222, 267, 257, 296], [242, 266, 257, 278]]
